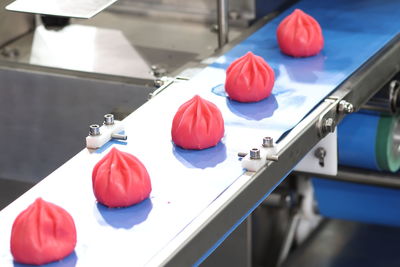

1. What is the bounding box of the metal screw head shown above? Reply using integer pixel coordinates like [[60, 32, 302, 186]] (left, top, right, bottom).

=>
[[323, 118, 336, 133], [338, 100, 354, 114], [89, 124, 100, 136], [263, 137, 274, 147], [154, 79, 164, 88], [104, 114, 114, 125], [314, 147, 327, 167], [314, 147, 326, 159], [250, 148, 261, 160]]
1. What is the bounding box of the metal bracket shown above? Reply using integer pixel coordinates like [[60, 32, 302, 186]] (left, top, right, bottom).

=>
[[316, 97, 354, 138]]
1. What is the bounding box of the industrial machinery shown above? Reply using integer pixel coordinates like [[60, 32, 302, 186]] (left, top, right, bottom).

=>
[[0, 0, 400, 266]]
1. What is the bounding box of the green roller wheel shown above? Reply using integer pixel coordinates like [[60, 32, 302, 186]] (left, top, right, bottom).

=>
[[376, 115, 400, 172]]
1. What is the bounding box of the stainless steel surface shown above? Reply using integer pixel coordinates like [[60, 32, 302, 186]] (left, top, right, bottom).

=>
[[1, 11, 242, 78], [282, 219, 400, 267], [263, 137, 274, 148], [0, 1, 33, 47], [29, 25, 154, 79], [89, 124, 101, 136], [250, 148, 261, 160], [298, 166, 400, 189], [217, 0, 229, 48], [201, 218, 252, 267], [0, 62, 153, 183], [104, 114, 114, 125], [109, 0, 257, 25], [150, 35, 400, 266], [6, 0, 118, 19]]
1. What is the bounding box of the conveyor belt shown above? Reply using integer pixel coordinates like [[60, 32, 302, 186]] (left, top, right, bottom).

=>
[[1, 0, 400, 266]]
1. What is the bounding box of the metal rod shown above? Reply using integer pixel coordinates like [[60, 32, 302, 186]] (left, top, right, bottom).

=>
[[217, 0, 229, 48], [111, 133, 127, 141], [297, 166, 400, 189]]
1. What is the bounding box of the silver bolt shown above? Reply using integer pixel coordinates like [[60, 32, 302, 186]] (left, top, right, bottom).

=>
[[89, 124, 100, 136], [250, 148, 261, 160], [338, 100, 354, 114], [314, 147, 327, 167], [111, 133, 127, 141], [154, 79, 164, 88], [323, 118, 336, 133], [263, 137, 274, 147], [104, 114, 114, 125]]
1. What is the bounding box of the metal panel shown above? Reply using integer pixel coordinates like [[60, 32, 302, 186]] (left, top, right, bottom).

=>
[[0, 1, 34, 46], [0, 63, 153, 183], [6, 0, 118, 19]]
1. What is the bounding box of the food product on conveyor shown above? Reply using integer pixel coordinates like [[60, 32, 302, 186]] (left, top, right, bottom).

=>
[[277, 9, 324, 57], [225, 52, 275, 103], [92, 147, 152, 208], [10, 198, 77, 265], [172, 95, 224, 149]]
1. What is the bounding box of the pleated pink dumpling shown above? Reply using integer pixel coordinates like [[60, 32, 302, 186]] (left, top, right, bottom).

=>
[[172, 95, 224, 150], [92, 147, 152, 208], [277, 9, 324, 57], [225, 52, 275, 102], [11, 198, 77, 265]]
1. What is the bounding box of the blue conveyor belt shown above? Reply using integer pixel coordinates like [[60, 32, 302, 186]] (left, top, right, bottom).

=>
[[1, 0, 400, 265]]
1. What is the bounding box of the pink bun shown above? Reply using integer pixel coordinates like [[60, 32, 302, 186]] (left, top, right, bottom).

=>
[[225, 52, 275, 102], [92, 147, 152, 208], [172, 95, 224, 150], [277, 9, 324, 57], [11, 198, 76, 265]]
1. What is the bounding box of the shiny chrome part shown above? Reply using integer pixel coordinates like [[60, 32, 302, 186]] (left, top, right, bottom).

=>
[[262, 137, 274, 148], [266, 155, 279, 162], [338, 100, 354, 114], [154, 79, 165, 88], [250, 148, 261, 160], [89, 124, 100, 136], [217, 0, 229, 48], [322, 118, 336, 134], [103, 114, 114, 125], [111, 133, 128, 141]]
